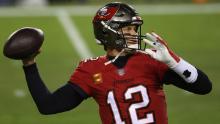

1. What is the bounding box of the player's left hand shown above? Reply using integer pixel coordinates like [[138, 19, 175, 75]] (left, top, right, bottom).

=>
[[143, 32, 180, 68]]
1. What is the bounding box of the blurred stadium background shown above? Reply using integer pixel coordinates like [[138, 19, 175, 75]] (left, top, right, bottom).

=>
[[0, 0, 220, 124]]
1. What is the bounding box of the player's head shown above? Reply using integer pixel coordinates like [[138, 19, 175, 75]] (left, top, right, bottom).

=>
[[93, 2, 145, 51]]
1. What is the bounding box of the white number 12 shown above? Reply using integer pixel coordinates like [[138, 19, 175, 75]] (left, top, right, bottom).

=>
[[107, 85, 155, 124]]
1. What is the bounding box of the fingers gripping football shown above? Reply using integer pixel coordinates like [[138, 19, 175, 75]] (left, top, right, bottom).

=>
[[143, 32, 180, 68]]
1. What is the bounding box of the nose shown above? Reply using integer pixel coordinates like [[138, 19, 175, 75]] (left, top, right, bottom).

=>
[[130, 28, 137, 35]]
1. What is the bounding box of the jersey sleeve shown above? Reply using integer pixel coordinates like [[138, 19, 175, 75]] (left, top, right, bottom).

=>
[[69, 61, 93, 97]]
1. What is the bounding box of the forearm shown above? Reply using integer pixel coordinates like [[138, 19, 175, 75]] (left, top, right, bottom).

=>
[[23, 63, 51, 110], [163, 68, 212, 95], [23, 64, 84, 114]]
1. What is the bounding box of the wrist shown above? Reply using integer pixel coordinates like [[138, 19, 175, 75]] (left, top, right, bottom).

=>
[[165, 53, 179, 68], [22, 59, 36, 67], [166, 58, 178, 68]]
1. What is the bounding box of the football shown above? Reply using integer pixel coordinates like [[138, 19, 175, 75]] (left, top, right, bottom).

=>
[[3, 27, 44, 60]]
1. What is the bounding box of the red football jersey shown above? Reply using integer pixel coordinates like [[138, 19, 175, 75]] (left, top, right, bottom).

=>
[[70, 52, 169, 124]]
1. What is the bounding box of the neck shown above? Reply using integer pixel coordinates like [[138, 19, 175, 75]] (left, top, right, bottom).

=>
[[107, 49, 126, 56]]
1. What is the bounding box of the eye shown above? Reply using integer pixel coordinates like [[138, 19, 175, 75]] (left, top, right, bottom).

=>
[[133, 26, 138, 32], [127, 27, 132, 31]]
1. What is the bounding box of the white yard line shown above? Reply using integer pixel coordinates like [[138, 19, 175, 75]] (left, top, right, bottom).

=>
[[54, 10, 93, 59]]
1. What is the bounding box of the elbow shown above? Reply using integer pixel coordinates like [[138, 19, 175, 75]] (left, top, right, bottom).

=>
[[198, 82, 212, 95], [36, 104, 57, 115], [38, 107, 55, 115], [194, 69, 212, 95], [192, 80, 212, 95], [38, 110, 54, 115], [39, 111, 50, 115]]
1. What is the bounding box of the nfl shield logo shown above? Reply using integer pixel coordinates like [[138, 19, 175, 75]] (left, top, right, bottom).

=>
[[117, 69, 125, 76]]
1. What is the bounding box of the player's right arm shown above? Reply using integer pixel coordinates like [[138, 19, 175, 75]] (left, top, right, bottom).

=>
[[22, 57, 88, 115]]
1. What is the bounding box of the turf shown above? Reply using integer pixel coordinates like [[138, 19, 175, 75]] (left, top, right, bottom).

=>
[[0, 13, 220, 124]]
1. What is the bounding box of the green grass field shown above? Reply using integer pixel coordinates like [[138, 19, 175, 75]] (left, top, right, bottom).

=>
[[0, 5, 220, 124]]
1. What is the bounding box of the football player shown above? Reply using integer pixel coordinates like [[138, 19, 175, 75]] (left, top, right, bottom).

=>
[[22, 2, 212, 124]]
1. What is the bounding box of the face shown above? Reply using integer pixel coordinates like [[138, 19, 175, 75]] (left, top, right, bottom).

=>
[[120, 25, 139, 49]]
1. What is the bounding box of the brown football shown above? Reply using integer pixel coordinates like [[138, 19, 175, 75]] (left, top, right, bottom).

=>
[[3, 27, 44, 60]]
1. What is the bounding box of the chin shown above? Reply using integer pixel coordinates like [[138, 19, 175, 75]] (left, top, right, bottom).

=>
[[127, 44, 138, 49]]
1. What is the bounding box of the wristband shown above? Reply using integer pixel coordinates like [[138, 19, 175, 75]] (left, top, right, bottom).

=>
[[171, 58, 198, 83]]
